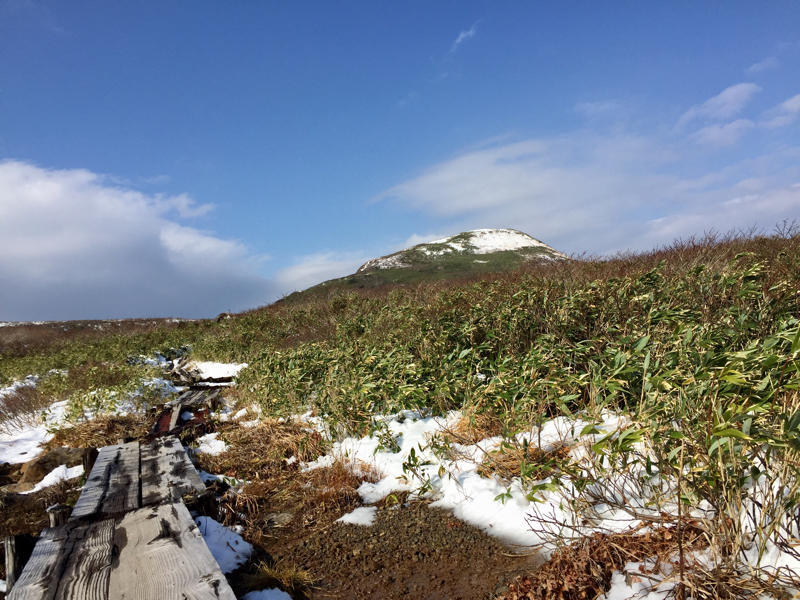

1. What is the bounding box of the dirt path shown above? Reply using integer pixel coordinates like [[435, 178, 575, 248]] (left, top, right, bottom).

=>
[[266, 501, 541, 600]]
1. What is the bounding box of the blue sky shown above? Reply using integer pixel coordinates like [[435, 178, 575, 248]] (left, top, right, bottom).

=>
[[1, 1, 799, 319]]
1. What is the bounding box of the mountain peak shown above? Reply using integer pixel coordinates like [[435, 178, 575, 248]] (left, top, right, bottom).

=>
[[357, 228, 565, 273]]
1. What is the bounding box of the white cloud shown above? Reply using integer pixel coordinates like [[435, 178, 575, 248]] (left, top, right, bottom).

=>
[[0, 160, 274, 320], [643, 184, 800, 243], [692, 119, 754, 146], [450, 23, 478, 53], [746, 56, 780, 74], [274, 251, 368, 294], [676, 83, 761, 129], [761, 93, 800, 128], [745, 56, 781, 74], [376, 130, 800, 255]]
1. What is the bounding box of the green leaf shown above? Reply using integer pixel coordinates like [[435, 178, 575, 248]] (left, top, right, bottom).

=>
[[580, 424, 601, 436], [792, 326, 800, 353], [713, 428, 751, 440], [721, 371, 748, 385]]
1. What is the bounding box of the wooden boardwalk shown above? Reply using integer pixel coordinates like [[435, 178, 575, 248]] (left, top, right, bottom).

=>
[[8, 436, 236, 600]]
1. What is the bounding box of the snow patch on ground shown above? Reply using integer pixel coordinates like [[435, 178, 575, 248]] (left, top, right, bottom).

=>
[[601, 563, 674, 600], [0, 400, 69, 464], [337, 506, 377, 526], [301, 409, 682, 550], [194, 516, 252, 573], [194, 432, 227, 456], [242, 589, 292, 600], [22, 464, 84, 494], [187, 361, 248, 379], [0, 375, 39, 400]]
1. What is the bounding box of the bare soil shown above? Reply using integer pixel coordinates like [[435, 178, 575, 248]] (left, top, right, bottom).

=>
[[276, 501, 542, 600]]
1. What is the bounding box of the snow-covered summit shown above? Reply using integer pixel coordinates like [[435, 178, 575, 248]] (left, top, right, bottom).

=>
[[358, 228, 565, 272]]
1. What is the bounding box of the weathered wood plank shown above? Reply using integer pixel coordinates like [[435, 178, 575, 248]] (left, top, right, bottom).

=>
[[69, 444, 121, 520], [7, 527, 70, 600], [102, 442, 140, 514], [55, 519, 114, 600], [141, 436, 205, 506], [107, 503, 236, 600], [70, 442, 140, 520], [4, 536, 19, 593], [167, 405, 182, 431], [170, 389, 194, 406], [140, 438, 170, 506]]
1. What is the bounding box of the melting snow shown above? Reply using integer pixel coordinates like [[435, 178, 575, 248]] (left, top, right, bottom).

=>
[[302, 409, 691, 551], [0, 400, 69, 464], [194, 516, 252, 573], [337, 506, 377, 526], [194, 432, 227, 456], [22, 464, 84, 494], [0, 375, 39, 400], [187, 361, 248, 379]]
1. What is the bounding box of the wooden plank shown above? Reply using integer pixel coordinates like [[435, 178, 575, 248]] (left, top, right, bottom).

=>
[[167, 405, 182, 431], [102, 441, 140, 514], [7, 527, 70, 600], [55, 519, 114, 600], [169, 389, 194, 407], [140, 438, 170, 506], [141, 437, 205, 506], [69, 444, 121, 520], [4, 536, 19, 593], [70, 442, 140, 520], [107, 503, 236, 600]]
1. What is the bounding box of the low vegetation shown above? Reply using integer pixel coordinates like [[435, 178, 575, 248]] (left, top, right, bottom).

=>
[[3, 227, 800, 597]]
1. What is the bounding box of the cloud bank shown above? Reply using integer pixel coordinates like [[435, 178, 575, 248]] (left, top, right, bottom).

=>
[[0, 160, 276, 321], [379, 82, 800, 255]]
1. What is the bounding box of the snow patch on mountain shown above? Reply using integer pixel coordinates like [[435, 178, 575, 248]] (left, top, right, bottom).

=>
[[358, 228, 564, 272]]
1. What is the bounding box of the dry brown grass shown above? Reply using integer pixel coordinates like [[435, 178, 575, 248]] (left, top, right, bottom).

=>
[[0, 480, 81, 536], [192, 419, 382, 548], [441, 412, 506, 445], [221, 456, 381, 548], [0, 386, 51, 432], [45, 414, 151, 448], [196, 419, 327, 480], [477, 443, 571, 482], [497, 523, 709, 600], [235, 560, 316, 597]]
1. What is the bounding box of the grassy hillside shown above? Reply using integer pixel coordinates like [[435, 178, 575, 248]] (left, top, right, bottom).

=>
[[3, 230, 800, 594], [282, 228, 563, 302]]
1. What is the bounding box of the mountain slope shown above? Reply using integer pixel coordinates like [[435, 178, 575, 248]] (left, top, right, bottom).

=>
[[284, 228, 566, 301]]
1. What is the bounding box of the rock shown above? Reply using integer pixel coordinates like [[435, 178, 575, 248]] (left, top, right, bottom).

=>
[[18, 447, 88, 484], [0, 462, 21, 486], [2, 481, 35, 494], [265, 512, 294, 527]]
